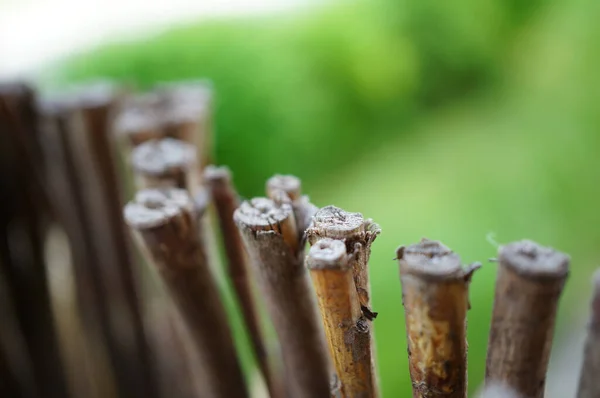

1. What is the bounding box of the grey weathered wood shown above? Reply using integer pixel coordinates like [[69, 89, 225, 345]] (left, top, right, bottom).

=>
[[234, 197, 330, 398], [485, 240, 570, 398], [397, 239, 479, 398], [576, 269, 600, 398], [125, 188, 248, 398]]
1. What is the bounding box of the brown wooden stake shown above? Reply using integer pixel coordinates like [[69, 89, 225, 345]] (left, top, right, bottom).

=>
[[114, 94, 164, 148], [266, 174, 318, 234], [0, 83, 71, 398], [131, 138, 198, 191], [205, 166, 283, 398], [156, 81, 213, 167], [307, 206, 380, 313], [307, 238, 378, 398], [397, 238, 480, 398], [125, 188, 248, 398], [234, 197, 331, 398], [478, 384, 521, 398], [576, 270, 600, 398], [485, 240, 569, 398], [40, 86, 158, 398]]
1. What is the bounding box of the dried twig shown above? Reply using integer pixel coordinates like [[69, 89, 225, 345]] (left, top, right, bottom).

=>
[[307, 238, 378, 398], [131, 138, 198, 191], [40, 87, 158, 398], [234, 197, 330, 398], [397, 239, 479, 398], [205, 166, 283, 398], [0, 84, 70, 398], [575, 269, 600, 398], [485, 240, 569, 398], [125, 188, 248, 398], [266, 174, 317, 234]]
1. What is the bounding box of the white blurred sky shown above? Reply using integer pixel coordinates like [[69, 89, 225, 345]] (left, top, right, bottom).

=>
[[0, 0, 309, 79]]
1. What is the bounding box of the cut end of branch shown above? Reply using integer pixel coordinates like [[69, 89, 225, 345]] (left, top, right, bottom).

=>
[[397, 238, 472, 280], [132, 138, 197, 175], [307, 205, 380, 242], [306, 238, 350, 270], [124, 188, 193, 229], [498, 240, 570, 279], [266, 174, 302, 201], [204, 165, 232, 185], [233, 197, 293, 230]]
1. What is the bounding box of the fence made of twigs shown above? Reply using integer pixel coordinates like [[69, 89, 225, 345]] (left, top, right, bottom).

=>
[[1, 81, 598, 398]]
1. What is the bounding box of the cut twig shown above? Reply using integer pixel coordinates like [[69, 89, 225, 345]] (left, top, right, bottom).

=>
[[114, 94, 163, 148], [396, 238, 480, 398], [266, 174, 318, 234], [306, 206, 380, 312], [234, 197, 331, 398], [40, 87, 159, 398], [485, 240, 570, 398], [575, 269, 600, 398], [307, 238, 378, 398], [125, 188, 248, 398], [1, 84, 71, 398], [205, 166, 283, 398], [131, 138, 198, 191]]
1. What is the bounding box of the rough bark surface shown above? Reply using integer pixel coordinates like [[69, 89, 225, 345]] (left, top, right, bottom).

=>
[[235, 197, 330, 398], [397, 239, 479, 398], [125, 188, 248, 398], [485, 240, 569, 398], [206, 166, 283, 398], [307, 238, 378, 398]]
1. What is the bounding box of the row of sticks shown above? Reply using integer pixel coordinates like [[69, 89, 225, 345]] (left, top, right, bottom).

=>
[[1, 81, 599, 398]]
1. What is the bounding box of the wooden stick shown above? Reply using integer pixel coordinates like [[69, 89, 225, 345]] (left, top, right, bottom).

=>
[[125, 188, 248, 398], [576, 270, 600, 398], [131, 138, 198, 191], [156, 81, 214, 167], [205, 166, 283, 398], [307, 238, 378, 398], [40, 87, 159, 398], [234, 197, 331, 398], [485, 240, 569, 398], [307, 206, 380, 312], [266, 174, 318, 234], [114, 94, 164, 148], [0, 84, 71, 398], [478, 384, 521, 398], [396, 238, 479, 398]]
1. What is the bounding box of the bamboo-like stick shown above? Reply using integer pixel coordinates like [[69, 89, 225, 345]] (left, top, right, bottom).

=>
[[306, 206, 380, 313], [577, 269, 600, 398], [1, 84, 71, 398], [266, 174, 318, 234], [234, 197, 331, 398], [131, 138, 198, 191], [307, 238, 378, 398], [125, 188, 248, 398], [40, 87, 159, 398], [397, 239, 479, 398], [485, 240, 569, 398], [205, 166, 283, 398], [114, 94, 164, 148]]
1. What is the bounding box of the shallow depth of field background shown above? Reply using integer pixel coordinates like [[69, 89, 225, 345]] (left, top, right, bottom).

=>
[[4, 0, 600, 396]]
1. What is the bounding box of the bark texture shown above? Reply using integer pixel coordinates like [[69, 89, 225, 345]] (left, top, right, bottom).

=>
[[576, 270, 600, 398], [397, 239, 479, 398], [485, 240, 570, 398], [206, 166, 283, 398], [125, 188, 248, 398], [234, 197, 330, 398], [307, 238, 378, 398]]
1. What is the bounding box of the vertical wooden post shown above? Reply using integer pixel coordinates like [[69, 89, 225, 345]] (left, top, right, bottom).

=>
[[485, 240, 569, 398], [577, 269, 600, 398], [397, 239, 479, 398]]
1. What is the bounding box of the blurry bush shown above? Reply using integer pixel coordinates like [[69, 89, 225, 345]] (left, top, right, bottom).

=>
[[53, 0, 551, 196]]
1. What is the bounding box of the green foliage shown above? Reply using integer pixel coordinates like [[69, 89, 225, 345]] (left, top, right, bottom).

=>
[[51, 0, 600, 395]]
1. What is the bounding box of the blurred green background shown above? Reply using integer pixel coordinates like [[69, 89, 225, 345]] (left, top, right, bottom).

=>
[[48, 0, 600, 395]]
